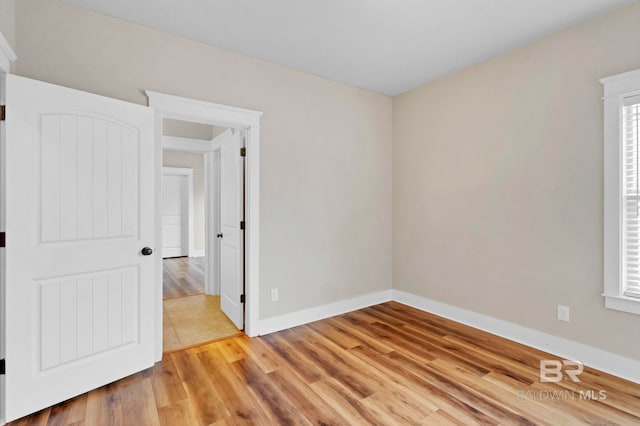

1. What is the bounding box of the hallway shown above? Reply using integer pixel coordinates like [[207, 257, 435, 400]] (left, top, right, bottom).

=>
[[163, 257, 241, 352]]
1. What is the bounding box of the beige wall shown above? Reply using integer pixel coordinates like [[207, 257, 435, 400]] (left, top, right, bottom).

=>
[[14, 0, 392, 319], [17, 0, 636, 361], [393, 3, 640, 361], [162, 150, 205, 252], [0, 0, 15, 52]]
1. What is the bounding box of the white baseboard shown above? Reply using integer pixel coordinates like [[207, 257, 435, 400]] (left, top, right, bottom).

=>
[[392, 289, 640, 385], [189, 250, 205, 258], [257, 289, 393, 336]]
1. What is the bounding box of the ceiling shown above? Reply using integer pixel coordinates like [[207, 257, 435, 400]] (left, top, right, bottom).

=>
[[63, 0, 636, 96]]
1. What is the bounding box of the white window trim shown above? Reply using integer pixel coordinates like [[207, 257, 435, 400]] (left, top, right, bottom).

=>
[[602, 68, 640, 315]]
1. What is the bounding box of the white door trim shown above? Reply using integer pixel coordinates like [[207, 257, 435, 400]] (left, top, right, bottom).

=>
[[0, 32, 16, 74], [161, 167, 194, 258], [147, 91, 262, 360], [209, 129, 233, 150]]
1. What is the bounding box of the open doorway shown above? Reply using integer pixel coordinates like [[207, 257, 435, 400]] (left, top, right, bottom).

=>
[[161, 118, 243, 352], [147, 91, 262, 361]]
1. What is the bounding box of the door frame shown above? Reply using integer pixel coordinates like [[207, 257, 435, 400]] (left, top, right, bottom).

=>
[[0, 32, 16, 425], [147, 91, 262, 361], [161, 167, 194, 258]]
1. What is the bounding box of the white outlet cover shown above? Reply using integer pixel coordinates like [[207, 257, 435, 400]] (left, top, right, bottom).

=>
[[557, 305, 570, 322]]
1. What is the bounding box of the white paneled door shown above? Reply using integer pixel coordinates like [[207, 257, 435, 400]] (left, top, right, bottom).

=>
[[220, 131, 245, 329], [2, 74, 156, 422], [161, 172, 190, 258]]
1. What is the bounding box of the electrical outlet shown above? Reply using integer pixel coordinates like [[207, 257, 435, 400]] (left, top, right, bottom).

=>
[[557, 305, 570, 322], [271, 288, 279, 302]]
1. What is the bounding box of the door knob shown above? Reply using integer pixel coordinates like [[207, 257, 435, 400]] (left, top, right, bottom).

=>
[[141, 247, 153, 256], [216, 233, 223, 238]]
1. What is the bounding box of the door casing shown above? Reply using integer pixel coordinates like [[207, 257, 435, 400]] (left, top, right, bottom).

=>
[[147, 91, 262, 361]]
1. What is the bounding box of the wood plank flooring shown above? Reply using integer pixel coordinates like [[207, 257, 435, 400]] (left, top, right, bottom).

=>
[[163, 257, 205, 299], [10, 302, 640, 425]]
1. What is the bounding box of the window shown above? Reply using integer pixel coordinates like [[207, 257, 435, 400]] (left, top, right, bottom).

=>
[[602, 69, 640, 315]]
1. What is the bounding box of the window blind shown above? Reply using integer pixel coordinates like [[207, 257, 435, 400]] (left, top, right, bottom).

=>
[[623, 94, 640, 298]]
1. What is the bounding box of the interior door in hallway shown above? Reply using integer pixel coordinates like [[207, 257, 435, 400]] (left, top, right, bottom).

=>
[[219, 131, 245, 329], [2, 74, 156, 422], [162, 170, 190, 258]]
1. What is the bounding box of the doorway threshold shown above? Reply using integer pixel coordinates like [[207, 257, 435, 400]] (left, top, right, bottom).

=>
[[163, 295, 242, 353]]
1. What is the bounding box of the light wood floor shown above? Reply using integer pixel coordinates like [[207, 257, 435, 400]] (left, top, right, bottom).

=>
[[10, 302, 640, 425], [163, 257, 205, 300]]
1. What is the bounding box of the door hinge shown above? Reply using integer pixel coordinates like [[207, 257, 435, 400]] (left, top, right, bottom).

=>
[[240, 221, 245, 230], [0, 359, 5, 375], [240, 294, 245, 303], [0, 105, 5, 121], [240, 147, 246, 157], [0, 232, 5, 248]]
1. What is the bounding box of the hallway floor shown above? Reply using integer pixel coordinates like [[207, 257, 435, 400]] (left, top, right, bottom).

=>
[[163, 256, 205, 299]]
